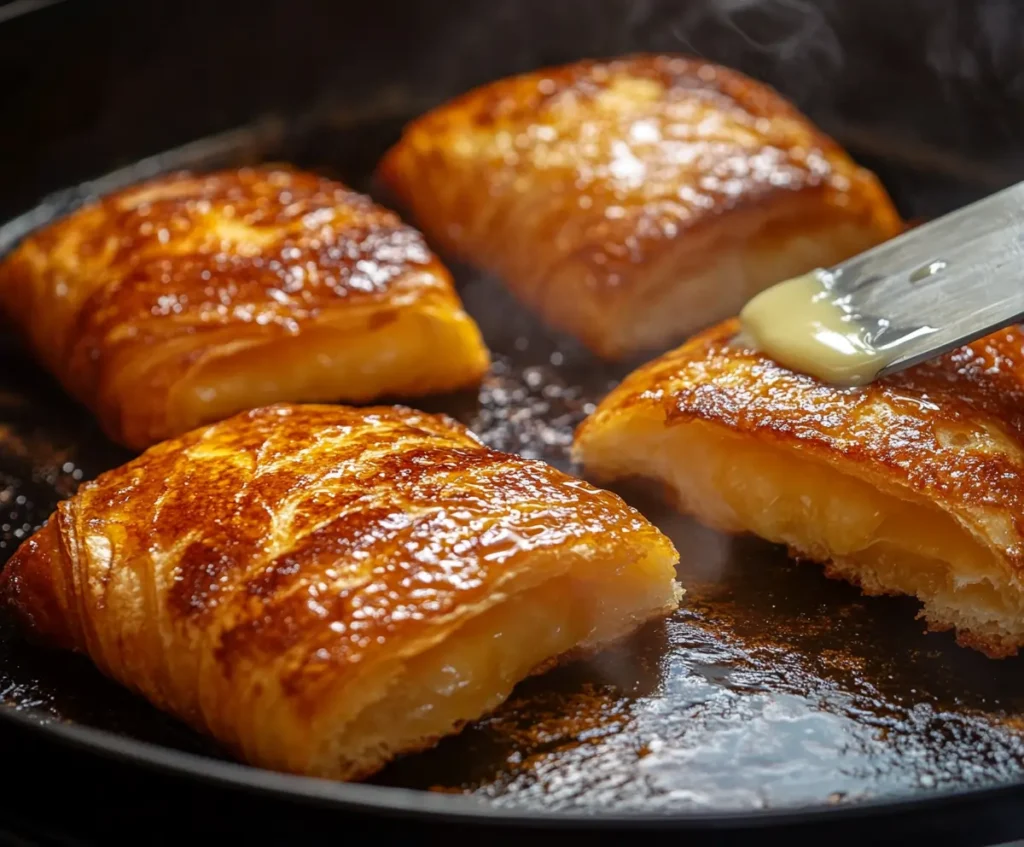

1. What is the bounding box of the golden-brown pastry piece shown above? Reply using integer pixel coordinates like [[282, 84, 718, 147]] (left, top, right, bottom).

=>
[[0, 167, 490, 450], [378, 53, 905, 358], [378, 54, 903, 360], [574, 320, 1024, 658], [0, 403, 681, 780]]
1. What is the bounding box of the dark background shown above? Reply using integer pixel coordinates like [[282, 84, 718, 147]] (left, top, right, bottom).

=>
[[4, 0, 1024, 222]]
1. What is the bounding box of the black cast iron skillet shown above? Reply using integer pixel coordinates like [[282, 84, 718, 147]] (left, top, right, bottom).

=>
[[4, 0, 1024, 843]]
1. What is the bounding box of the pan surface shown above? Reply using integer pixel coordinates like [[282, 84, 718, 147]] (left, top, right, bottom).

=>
[[2, 108, 1024, 828]]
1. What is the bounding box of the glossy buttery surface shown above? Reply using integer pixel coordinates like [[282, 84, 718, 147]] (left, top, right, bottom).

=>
[[0, 403, 680, 780], [0, 167, 490, 451], [575, 319, 1024, 658], [379, 53, 903, 359]]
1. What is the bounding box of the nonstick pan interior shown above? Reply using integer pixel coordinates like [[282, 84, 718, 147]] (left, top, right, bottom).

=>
[[3, 107, 1024, 823]]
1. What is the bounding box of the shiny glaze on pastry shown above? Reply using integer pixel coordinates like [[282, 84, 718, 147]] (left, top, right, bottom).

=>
[[379, 54, 902, 360], [574, 319, 1024, 658], [0, 167, 490, 450], [0, 403, 681, 779]]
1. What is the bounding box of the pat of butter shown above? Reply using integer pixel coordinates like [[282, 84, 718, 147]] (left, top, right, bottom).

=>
[[738, 269, 890, 387]]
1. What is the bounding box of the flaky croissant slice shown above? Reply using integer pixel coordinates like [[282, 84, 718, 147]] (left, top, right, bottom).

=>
[[0, 403, 680, 780], [378, 54, 903, 360], [574, 320, 1024, 658], [0, 167, 490, 451]]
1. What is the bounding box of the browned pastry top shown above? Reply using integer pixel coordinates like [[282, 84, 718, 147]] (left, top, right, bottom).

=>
[[577, 320, 1024, 567], [4, 404, 660, 701], [381, 53, 892, 268], [0, 167, 455, 397]]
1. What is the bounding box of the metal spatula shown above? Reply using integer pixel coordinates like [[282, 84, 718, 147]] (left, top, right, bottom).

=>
[[836, 179, 1024, 379], [742, 179, 1024, 384]]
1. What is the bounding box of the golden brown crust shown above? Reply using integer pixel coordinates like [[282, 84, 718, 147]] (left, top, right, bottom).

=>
[[0, 167, 490, 449], [0, 403, 679, 777], [815, 557, 1020, 659], [578, 318, 1024, 558], [379, 53, 903, 359], [574, 319, 1024, 656]]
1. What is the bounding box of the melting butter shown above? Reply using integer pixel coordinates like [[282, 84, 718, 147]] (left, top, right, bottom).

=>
[[738, 269, 890, 387]]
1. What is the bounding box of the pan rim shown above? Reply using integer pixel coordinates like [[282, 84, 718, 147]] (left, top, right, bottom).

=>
[[3, 701, 1023, 830]]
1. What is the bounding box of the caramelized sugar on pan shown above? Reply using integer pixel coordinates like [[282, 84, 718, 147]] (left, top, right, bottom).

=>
[[2, 115, 1024, 813]]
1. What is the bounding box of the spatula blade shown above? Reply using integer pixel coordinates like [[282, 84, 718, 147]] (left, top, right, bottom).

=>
[[827, 179, 1024, 379]]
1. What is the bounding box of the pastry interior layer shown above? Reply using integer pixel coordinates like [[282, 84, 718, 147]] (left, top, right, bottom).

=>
[[379, 53, 904, 360], [171, 294, 485, 437], [319, 543, 680, 780], [574, 320, 1024, 658], [585, 212, 889, 362], [0, 167, 489, 450], [0, 404, 681, 780], [580, 415, 1020, 657]]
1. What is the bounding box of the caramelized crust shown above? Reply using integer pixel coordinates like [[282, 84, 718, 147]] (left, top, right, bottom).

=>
[[574, 320, 1024, 657], [379, 54, 902, 359], [0, 167, 490, 450], [1, 404, 680, 779]]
